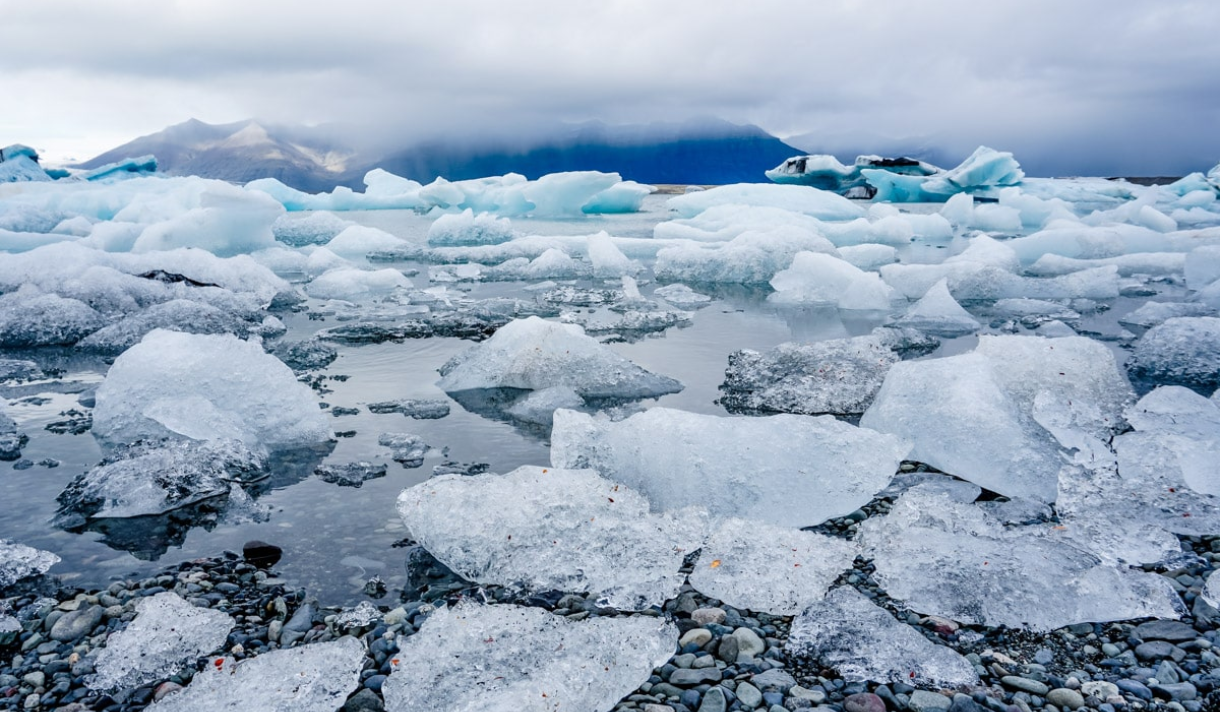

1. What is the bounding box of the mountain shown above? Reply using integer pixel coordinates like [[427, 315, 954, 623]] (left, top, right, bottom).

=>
[[78, 118, 804, 190]]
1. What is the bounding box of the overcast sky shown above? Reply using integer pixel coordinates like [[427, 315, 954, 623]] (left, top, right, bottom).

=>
[[4, 0, 1219, 176]]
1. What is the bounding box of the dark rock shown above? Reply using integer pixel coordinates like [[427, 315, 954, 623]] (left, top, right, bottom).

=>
[[1135, 641, 1178, 661], [49, 606, 103, 642], [670, 668, 722, 686], [344, 688, 385, 712], [1135, 620, 1198, 643], [243, 541, 282, 569], [844, 692, 887, 712]]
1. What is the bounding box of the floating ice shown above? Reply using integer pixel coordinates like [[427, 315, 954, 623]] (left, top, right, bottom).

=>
[[147, 636, 365, 712], [378, 433, 429, 468], [305, 267, 412, 300], [667, 183, 865, 221], [504, 386, 585, 425], [437, 317, 682, 399], [587, 231, 640, 278], [652, 283, 712, 308], [719, 335, 899, 415], [786, 586, 979, 687], [689, 519, 857, 615], [367, 399, 451, 419], [1116, 386, 1220, 497], [881, 261, 1120, 301], [769, 252, 896, 310], [398, 466, 705, 609], [1127, 317, 1220, 393], [323, 225, 407, 260], [76, 299, 254, 354], [581, 180, 654, 213], [864, 147, 1023, 202], [382, 601, 677, 712], [1120, 302, 1216, 328], [316, 462, 387, 488], [0, 287, 104, 348], [89, 592, 234, 691], [838, 243, 898, 271], [1186, 245, 1220, 289], [859, 487, 1185, 629], [551, 408, 908, 527], [892, 278, 980, 336], [131, 183, 283, 256], [654, 226, 838, 285], [92, 330, 331, 449], [427, 209, 516, 246], [766, 154, 938, 194], [271, 211, 352, 246], [0, 540, 60, 589]]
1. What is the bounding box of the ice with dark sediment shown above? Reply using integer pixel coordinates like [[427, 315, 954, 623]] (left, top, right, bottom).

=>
[[397, 466, 705, 609], [858, 486, 1186, 630], [88, 591, 234, 691], [382, 600, 677, 712], [75, 299, 255, 353], [0, 540, 60, 589], [437, 316, 682, 399], [379, 433, 429, 468], [719, 335, 899, 415], [891, 278, 980, 336], [862, 146, 1024, 202], [551, 407, 908, 527], [92, 330, 331, 450], [367, 398, 451, 419], [146, 636, 365, 712], [786, 586, 979, 687], [1127, 317, 1220, 393], [315, 462, 388, 488], [688, 518, 857, 615]]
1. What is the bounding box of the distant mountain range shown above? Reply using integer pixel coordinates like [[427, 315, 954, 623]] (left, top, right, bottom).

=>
[[75, 118, 805, 191]]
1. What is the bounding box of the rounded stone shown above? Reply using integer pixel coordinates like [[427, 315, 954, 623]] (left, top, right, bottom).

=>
[[844, 692, 887, 712], [732, 628, 766, 660], [736, 681, 763, 709], [691, 608, 727, 626], [49, 606, 103, 643], [679, 628, 714, 648], [1047, 688, 1085, 710]]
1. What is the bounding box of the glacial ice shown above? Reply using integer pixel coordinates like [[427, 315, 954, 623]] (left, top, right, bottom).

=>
[[581, 180, 654, 214], [130, 183, 283, 256], [838, 243, 898, 271], [858, 487, 1185, 629], [766, 154, 938, 194], [769, 251, 895, 310], [786, 586, 979, 687], [667, 183, 865, 221], [92, 330, 331, 449], [652, 283, 712, 308], [427, 209, 516, 246], [89, 591, 234, 691], [382, 601, 677, 712], [304, 267, 412, 300], [0, 288, 105, 348], [654, 226, 838, 285], [1206, 572, 1220, 609], [1127, 317, 1220, 393], [436, 317, 682, 399], [1120, 302, 1217, 329], [1116, 386, 1220, 497], [397, 466, 705, 609], [378, 433, 429, 468], [688, 519, 857, 615], [76, 299, 254, 353], [0, 540, 60, 589], [271, 211, 352, 246], [504, 385, 585, 425], [146, 636, 365, 712], [324, 225, 407, 260], [719, 335, 899, 415], [891, 278, 980, 336], [587, 231, 641, 278], [551, 408, 908, 527]]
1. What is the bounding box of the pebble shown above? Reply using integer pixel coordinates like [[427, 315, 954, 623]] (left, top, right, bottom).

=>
[[1046, 688, 1085, 710], [1002, 676, 1050, 696], [1081, 681, 1119, 699], [909, 690, 951, 712], [679, 628, 713, 647], [670, 668, 723, 686], [1135, 621, 1198, 643], [698, 687, 727, 712], [844, 692, 887, 712], [732, 627, 766, 660], [691, 608, 727, 626], [736, 681, 763, 709], [48, 605, 102, 642]]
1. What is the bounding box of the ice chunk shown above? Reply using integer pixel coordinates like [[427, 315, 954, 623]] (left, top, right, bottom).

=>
[[398, 466, 705, 609], [0, 540, 60, 589], [1120, 302, 1216, 329], [861, 353, 1062, 502], [437, 317, 682, 399], [766, 154, 938, 194], [1117, 386, 1220, 496], [504, 386, 585, 425], [654, 226, 837, 285], [76, 300, 253, 354], [581, 180, 655, 213], [551, 408, 909, 527], [689, 519, 857, 615], [89, 592, 234, 691], [133, 184, 282, 256], [382, 601, 677, 712], [653, 283, 712, 308], [769, 252, 895, 310], [271, 211, 351, 247], [324, 225, 407, 260], [719, 335, 899, 415], [367, 399, 451, 419], [838, 243, 898, 271], [378, 433, 429, 468], [858, 487, 1185, 629], [0, 288, 104, 347], [786, 586, 979, 687], [864, 146, 1023, 202], [587, 231, 640, 278], [147, 636, 365, 712], [1205, 571, 1220, 609], [1186, 245, 1220, 289], [427, 209, 516, 246], [56, 440, 265, 521], [0, 154, 52, 183], [667, 183, 865, 221], [993, 298, 1081, 322], [1127, 317, 1220, 393], [892, 278, 980, 336], [305, 267, 412, 300], [92, 330, 331, 449]]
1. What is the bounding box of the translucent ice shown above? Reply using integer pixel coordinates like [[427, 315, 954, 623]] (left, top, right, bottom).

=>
[[667, 183, 865, 221], [786, 586, 979, 687], [1127, 317, 1220, 393], [398, 466, 705, 609], [719, 335, 899, 415], [324, 225, 407, 260], [89, 592, 234, 691], [688, 519, 857, 615], [769, 252, 895, 310], [864, 146, 1023, 202], [382, 601, 677, 712], [0, 540, 60, 589], [76, 299, 254, 354], [1116, 386, 1220, 496], [378, 433, 429, 468], [147, 636, 365, 712], [1119, 302, 1216, 329], [654, 226, 838, 285], [271, 211, 352, 247], [581, 180, 654, 214], [92, 330, 331, 449], [0, 288, 104, 348], [653, 283, 712, 308], [858, 487, 1185, 629], [437, 317, 682, 399], [551, 407, 909, 527], [427, 209, 516, 246], [892, 278, 980, 336], [587, 231, 640, 278], [305, 267, 412, 300], [504, 386, 585, 425]]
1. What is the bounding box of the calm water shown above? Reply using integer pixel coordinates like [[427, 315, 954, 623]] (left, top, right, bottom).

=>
[[0, 195, 1176, 604]]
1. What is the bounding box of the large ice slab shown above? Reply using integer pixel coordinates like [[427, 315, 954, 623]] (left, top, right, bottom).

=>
[[858, 487, 1185, 629], [92, 330, 331, 449], [551, 407, 908, 527], [437, 317, 682, 399], [1116, 386, 1220, 497], [863, 146, 1023, 203], [397, 466, 705, 609], [719, 335, 899, 415], [1127, 317, 1220, 393], [0, 540, 60, 589], [786, 586, 979, 687], [382, 601, 677, 712], [89, 592, 234, 691], [147, 636, 365, 712], [769, 251, 896, 310], [667, 183, 865, 221], [76, 299, 254, 354], [689, 519, 857, 615]]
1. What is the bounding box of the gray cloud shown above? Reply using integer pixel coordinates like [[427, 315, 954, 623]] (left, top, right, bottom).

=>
[[4, 0, 1219, 174]]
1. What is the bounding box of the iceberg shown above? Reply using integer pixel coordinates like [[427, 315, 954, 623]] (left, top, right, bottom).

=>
[[786, 586, 979, 687], [1127, 317, 1220, 393], [891, 278, 980, 336], [271, 211, 352, 246], [581, 180, 654, 214], [0, 540, 60, 589], [437, 317, 682, 399], [382, 601, 677, 712], [587, 231, 640, 278], [323, 225, 407, 259], [667, 183, 866, 221], [398, 466, 705, 609], [766, 154, 938, 195], [427, 209, 516, 246], [147, 636, 365, 712], [652, 283, 712, 308], [719, 335, 900, 415], [688, 518, 857, 615], [89, 592, 234, 691], [769, 251, 896, 310], [863, 146, 1024, 203], [92, 330, 331, 449], [131, 183, 282, 256], [551, 407, 909, 527]]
